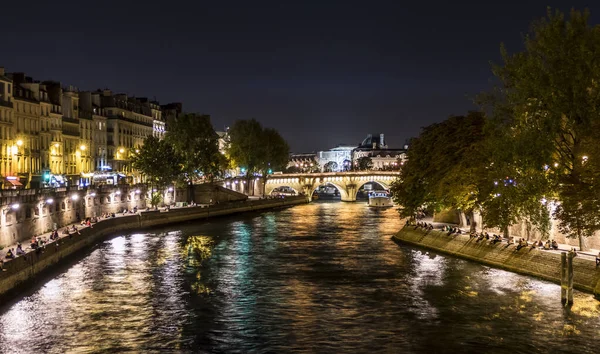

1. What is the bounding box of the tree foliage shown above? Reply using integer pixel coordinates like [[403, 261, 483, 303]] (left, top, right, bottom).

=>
[[487, 8, 600, 248], [324, 161, 338, 172], [165, 113, 224, 183], [131, 135, 181, 188], [391, 113, 489, 224], [356, 157, 373, 171], [227, 119, 290, 176]]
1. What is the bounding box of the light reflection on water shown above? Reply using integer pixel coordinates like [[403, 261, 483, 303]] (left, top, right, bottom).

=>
[[0, 201, 599, 353]]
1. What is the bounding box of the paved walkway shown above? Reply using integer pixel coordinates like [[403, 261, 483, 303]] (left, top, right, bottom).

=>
[[0, 201, 236, 268], [416, 218, 600, 263]]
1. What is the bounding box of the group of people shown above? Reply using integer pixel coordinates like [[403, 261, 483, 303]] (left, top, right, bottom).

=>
[[443, 225, 462, 235], [470, 232, 503, 244], [5, 243, 27, 259], [412, 221, 434, 231], [534, 239, 560, 250]]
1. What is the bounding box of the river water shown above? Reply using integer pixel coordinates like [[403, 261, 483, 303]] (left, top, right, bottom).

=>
[[0, 201, 599, 353]]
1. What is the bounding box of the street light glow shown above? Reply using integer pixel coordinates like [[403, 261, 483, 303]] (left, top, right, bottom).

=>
[[71, 194, 79, 201], [11, 203, 19, 210], [115, 190, 121, 195], [80, 145, 86, 151], [119, 148, 125, 153], [16, 139, 23, 146]]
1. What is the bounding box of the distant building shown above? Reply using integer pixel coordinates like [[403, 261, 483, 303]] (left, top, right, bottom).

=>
[[352, 133, 406, 170], [287, 153, 318, 172], [316, 145, 355, 172]]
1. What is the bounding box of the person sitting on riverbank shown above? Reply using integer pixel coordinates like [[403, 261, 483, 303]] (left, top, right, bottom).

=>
[[552, 240, 559, 250], [570, 248, 578, 257], [71, 225, 80, 235], [491, 234, 502, 244], [16, 244, 25, 256], [30, 237, 39, 249], [516, 238, 527, 250], [596, 252, 600, 267], [543, 240, 551, 250], [5, 248, 15, 259], [537, 240, 544, 248]]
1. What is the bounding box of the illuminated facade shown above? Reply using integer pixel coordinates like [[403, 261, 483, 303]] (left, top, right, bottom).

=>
[[0, 66, 180, 188], [0, 69, 15, 184]]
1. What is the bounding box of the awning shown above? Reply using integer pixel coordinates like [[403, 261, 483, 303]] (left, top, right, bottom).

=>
[[6, 179, 23, 187]]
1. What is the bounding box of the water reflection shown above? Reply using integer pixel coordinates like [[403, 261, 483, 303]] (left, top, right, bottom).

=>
[[0, 202, 599, 353]]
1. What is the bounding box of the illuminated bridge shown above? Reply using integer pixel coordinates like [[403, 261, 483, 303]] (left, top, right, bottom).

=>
[[266, 171, 400, 202]]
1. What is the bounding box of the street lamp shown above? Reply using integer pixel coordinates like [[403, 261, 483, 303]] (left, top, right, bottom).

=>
[[16, 139, 23, 147], [80, 145, 86, 151]]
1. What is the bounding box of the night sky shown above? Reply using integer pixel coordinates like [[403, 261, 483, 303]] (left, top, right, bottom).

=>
[[1, 1, 597, 152]]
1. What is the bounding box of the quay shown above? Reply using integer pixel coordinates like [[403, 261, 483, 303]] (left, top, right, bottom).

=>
[[393, 225, 600, 300], [0, 196, 306, 298]]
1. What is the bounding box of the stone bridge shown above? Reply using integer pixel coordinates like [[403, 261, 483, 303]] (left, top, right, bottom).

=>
[[265, 171, 400, 202]]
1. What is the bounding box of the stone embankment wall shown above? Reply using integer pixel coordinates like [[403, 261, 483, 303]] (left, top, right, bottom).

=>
[[392, 226, 600, 299], [0, 185, 150, 248], [0, 183, 253, 249], [0, 196, 306, 298]]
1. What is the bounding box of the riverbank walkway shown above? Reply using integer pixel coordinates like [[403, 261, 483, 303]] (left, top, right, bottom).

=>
[[0, 203, 208, 270], [414, 218, 600, 264]]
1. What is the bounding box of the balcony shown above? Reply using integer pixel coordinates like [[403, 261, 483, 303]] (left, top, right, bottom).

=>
[[0, 100, 13, 108], [79, 110, 93, 120], [107, 115, 153, 128], [62, 129, 79, 137], [62, 116, 79, 125]]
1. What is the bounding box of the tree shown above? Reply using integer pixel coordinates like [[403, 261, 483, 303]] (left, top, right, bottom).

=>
[[356, 157, 373, 171], [261, 128, 290, 175], [391, 112, 493, 232], [165, 113, 223, 202], [487, 9, 600, 249], [227, 119, 290, 195], [323, 161, 338, 172], [131, 135, 181, 190]]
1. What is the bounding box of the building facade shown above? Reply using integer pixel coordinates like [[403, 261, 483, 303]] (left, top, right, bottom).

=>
[[0, 66, 180, 189], [352, 133, 406, 170]]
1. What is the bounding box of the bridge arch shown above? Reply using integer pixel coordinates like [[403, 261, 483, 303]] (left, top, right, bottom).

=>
[[355, 179, 391, 192], [310, 181, 349, 201], [264, 177, 305, 198]]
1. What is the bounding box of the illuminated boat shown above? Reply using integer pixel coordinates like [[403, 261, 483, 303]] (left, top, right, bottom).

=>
[[368, 191, 392, 207]]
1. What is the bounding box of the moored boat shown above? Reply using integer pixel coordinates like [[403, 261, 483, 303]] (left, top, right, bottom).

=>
[[368, 191, 392, 207]]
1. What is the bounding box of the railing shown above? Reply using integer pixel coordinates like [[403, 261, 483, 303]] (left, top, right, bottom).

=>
[[0, 100, 13, 108], [106, 115, 153, 128], [62, 116, 79, 124], [62, 130, 79, 137], [79, 110, 93, 120]]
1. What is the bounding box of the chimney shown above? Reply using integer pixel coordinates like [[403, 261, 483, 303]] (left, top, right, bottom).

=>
[[0, 67, 4, 76]]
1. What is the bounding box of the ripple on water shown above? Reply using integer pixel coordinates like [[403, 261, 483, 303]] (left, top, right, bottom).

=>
[[0, 202, 599, 353]]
